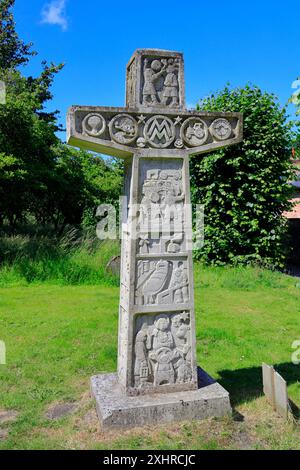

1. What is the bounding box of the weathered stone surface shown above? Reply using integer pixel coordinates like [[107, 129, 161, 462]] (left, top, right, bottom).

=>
[[67, 48, 241, 428], [126, 49, 185, 111], [106, 255, 121, 275], [262, 363, 289, 419], [45, 402, 77, 420], [68, 107, 242, 158], [91, 368, 231, 429]]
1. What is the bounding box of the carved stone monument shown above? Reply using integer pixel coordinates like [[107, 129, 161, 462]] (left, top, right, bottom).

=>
[[67, 49, 243, 429]]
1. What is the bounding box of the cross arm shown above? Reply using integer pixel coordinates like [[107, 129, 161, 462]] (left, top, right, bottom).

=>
[[67, 105, 243, 158]]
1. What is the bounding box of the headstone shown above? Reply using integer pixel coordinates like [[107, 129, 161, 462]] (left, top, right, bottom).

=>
[[262, 363, 289, 419], [67, 49, 243, 429]]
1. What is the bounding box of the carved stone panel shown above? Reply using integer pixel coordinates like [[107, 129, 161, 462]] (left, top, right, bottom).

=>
[[69, 107, 242, 156], [125, 49, 185, 111], [141, 57, 180, 108], [133, 311, 192, 389], [137, 161, 186, 255], [135, 259, 189, 306], [82, 113, 106, 137]]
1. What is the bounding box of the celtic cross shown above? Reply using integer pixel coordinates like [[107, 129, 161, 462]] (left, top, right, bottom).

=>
[[67, 49, 243, 428]]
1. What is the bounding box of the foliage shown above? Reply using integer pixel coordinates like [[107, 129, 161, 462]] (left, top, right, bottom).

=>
[[190, 84, 295, 268], [0, 0, 122, 231], [29, 144, 122, 230], [289, 76, 300, 158], [0, 0, 36, 70]]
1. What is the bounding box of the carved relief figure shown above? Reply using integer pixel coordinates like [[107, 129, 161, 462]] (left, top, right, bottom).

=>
[[142, 59, 167, 106], [149, 315, 176, 386], [142, 57, 180, 108], [210, 118, 232, 141], [134, 322, 151, 387], [109, 114, 138, 144], [181, 117, 209, 147], [139, 235, 150, 254], [161, 59, 180, 107], [170, 261, 189, 304], [141, 260, 170, 305], [133, 312, 192, 388], [137, 169, 185, 254], [82, 113, 106, 137], [135, 259, 189, 306]]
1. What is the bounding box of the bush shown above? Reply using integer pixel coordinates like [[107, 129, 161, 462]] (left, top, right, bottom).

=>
[[190, 84, 295, 268]]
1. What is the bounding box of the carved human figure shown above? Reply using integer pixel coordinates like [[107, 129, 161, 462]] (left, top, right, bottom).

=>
[[134, 322, 150, 387], [140, 188, 162, 230], [161, 188, 184, 225], [170, 313, 192, 383], [142, 59, 167, 106], [161, 59, 179, 107], [148, 315, 178, 386], [175, 322, 192, 383], [171, 262, 189, 304], [170, 314, 182, 345], [167, 233, 184, 253], [139, 235, 150, 254]]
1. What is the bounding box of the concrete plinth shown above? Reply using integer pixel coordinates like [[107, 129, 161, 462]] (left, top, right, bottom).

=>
[[90, 368, 231, 430]]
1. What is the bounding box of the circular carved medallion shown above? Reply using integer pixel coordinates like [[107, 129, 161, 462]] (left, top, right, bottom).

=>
[[143, 115, 176, 148], [210, 118, 232, 141], [82, 113, 106, 137], [137, 137, 146, 148], [174, 138, 184, 149], [109, 114, 138, 145], [180, 117, 208, 147]]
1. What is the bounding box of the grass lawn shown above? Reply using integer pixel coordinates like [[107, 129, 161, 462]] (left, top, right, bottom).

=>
[[0, 264, 299, 449]]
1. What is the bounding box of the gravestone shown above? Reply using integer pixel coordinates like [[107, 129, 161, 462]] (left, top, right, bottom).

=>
[[67, 49, 243, 429], [262, 363, 289, 419]]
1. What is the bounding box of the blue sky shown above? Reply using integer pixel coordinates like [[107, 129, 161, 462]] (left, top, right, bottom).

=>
[[14, 0, 300, 141]]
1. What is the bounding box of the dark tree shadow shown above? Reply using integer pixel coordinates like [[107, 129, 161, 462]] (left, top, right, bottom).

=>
[[217, 362, 300, 415]]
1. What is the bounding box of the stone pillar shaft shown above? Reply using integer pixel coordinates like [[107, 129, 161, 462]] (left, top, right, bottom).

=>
[[118, 154, 198, 396]]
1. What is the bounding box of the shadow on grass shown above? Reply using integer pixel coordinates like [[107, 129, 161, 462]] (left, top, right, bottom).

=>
[[217, 362, 300, 409]]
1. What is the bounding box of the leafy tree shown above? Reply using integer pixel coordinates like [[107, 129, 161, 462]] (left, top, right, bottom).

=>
[[190, 85, 295, 268], [0, 0, 63, 227], [0, 65, 63, 226], [31, 144, 122, 231], [0, 0, 36, 70], [0, 0, 122, 231], [289, 77, 300, 158]]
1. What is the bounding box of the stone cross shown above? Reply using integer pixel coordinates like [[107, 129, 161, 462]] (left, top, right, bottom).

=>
[[67, 49, 243, 428]]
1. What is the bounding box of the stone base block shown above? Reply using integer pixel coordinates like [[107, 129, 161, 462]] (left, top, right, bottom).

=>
[[90, 368, 231, 429]]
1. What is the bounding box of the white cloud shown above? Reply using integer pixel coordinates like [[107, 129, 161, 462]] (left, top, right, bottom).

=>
[[41, 0, 68, 32]]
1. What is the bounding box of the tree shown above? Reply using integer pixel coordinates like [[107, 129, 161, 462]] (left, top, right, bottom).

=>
[[31, 144, 122, 231], [0, 0, 36, 70], [190, 85, 295, 268], [0, 63, 64, 226], [289, 77, 300, 158], [0, 0, 122, 232]]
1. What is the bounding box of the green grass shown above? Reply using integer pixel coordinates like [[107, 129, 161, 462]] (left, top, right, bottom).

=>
[[0, 231, 120, 286], [0, 263, 299, 449]]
